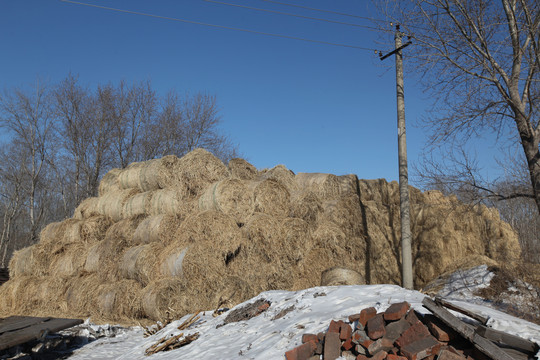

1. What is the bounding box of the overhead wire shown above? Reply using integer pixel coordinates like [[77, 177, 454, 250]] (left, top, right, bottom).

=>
[[60, 0, 380, 51], [201, 0, 391, 32]]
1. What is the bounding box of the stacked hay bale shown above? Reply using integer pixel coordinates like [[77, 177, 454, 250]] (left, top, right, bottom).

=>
[[0, 149, 521, 324]]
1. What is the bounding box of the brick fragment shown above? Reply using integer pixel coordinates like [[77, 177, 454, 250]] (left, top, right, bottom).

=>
[[351, 330, 370, 345], [328, 319, 341, 333], [387, 354, 409, 360], [307, 357, 320, 360], [340, 323, 353, 341], [285, 341, 317, 360], [302, 333, 319, 344], [367, 337, 394, 355], [384, 301, 411, 321], [317, 332, 325, 342], [315, 341, 323, 355], [349, 313, 362, 322], [386, 318, 411, 342], [395, 321, 431, 348], [405, 310, 420, 325], [400, 336, 441, 360], [356, 355, 369, 360], [371, 350, 388, 360], [367, 314, 386, 340], [423, 315, 454, 342], [358, 307, 377, 327], [342, 350, 356, 359], [324, 331, 342, 360], [355, 344, 367, 355], [437, 349, 467, 360], [342, 338, 354, 351]]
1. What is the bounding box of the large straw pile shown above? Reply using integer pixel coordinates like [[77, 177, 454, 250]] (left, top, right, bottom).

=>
[[0, 149, 521, 324]]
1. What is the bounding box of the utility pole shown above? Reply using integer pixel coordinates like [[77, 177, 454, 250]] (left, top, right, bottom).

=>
[[380, 25, 414, 290]]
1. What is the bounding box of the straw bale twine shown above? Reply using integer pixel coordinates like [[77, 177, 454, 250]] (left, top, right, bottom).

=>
[[289, 191, 323, 225], [249, 179, 290, 217], [96, 280, 144, 320], [295, 173, 342, 200], [132, 214, 182, 245], [119, 242, 164, 286], [49, 242, 88, 277], [141, 278, 188, 321], [123, 191, 153, 218], [118, 161, 145, 189], [149, 188, 192, 216], [80, 215, 113, 244], [73, 197, 100, 220], [320, 267, 365, 286], [229, 158, 258, 180], [97, 188, 140, 221], [259, 164, 296, 192], [177, 148, 230, 197], [139, 155, 180, 191], [98, 168, 121, 196], [199, 179, 254, 224]]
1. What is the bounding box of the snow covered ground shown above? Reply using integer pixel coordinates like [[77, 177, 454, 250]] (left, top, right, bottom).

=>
[[63, 265, 540, 360]]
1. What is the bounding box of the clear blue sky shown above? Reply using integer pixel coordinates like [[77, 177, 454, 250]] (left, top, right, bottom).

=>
[[0, 0, 498, 183]]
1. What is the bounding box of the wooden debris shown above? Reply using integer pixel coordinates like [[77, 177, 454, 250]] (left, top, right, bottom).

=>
[[434, 297, 489, 325], [178, 311, 201, 331], [475, 325, 539, 354], [145, 332, 199, 355], [140, 309, 174, 337]]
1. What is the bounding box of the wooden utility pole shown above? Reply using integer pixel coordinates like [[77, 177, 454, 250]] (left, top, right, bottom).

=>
[[380, 25, 413, 289]]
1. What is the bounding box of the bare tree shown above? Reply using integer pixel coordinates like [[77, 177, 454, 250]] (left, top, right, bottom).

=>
[[383, 0, 540, 214]]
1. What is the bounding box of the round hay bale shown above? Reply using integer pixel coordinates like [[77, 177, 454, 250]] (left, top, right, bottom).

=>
[[132, 214, 182, 245], [338, 174, 358, 194], [119, 243, 164, 286], [80, 215, 113, 244], [289, 191, 323, 225], [122, 191, 153, 218], [149, 188, 191, 216], [61, 219, 83, 244], [65, 274, 102, 316], [174, 210, 241, 244], [258, 164, 296, 192], [321, 194, 364, 237], [139, 155, 180, 191], [141, 278, 187, 321], [295, 173, 342, 200], [320, 267, 365, 286], [49, 242, 88, 277], [177, 148, 230, 197], [98, 168, 122, 196], [84, 242, 102, 273], [118, 161, 145, 190], [8, 247, 35, 278], [199, 179, 254, 224], [249, 179, 290, 217], [73, 197, 100, 220], [97, 189, 140, 221], [228, 158, 258, 180], [39, 221, 62, 243], [96, 280, 144, 320]]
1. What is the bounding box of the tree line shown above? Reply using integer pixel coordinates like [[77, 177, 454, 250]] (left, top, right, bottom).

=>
[[0, 75, 238, 267]]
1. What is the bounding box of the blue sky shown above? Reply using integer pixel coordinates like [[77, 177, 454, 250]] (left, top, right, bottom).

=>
[[0, 0, 498, 183]]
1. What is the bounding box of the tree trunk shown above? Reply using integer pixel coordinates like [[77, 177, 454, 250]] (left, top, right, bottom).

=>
[[523, 138, 540, 216]]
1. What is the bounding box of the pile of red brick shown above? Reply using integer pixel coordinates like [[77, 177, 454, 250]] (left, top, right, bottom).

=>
[[285, 301, 475, 360]]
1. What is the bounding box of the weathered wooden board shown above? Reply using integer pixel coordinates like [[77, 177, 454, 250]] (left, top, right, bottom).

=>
[[0, 316, 83, 351], [476, 325, 539, 354], [435, 297, 489, 324], [422, 297, 515, 360]]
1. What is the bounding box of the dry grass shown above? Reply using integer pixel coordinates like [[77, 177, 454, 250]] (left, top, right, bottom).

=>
[[228, 158, 258, 180], [198, 179, 254, 224]]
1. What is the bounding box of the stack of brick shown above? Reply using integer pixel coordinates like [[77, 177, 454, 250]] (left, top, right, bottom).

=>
[[285, 301, 475, 360]]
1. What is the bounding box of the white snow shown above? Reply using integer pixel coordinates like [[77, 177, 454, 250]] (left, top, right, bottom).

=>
[[65, 266, 540, 360]]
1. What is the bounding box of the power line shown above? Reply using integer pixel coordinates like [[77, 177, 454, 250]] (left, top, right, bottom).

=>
[[201, 0, 388, 32], [60, 0, 379, 51]]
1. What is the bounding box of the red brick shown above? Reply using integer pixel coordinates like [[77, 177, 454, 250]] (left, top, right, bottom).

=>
[[387, 354, 408, 360], [302, 333, 319, 344], [340, 323, 353, 341], [400, 336, 441, 360], [437, 349, 467, 360], [349, 313, 362, 322], [423, 316, 454, 342], [328, 319, 341, 333], [342, 350, 356, 359], [405, 310, 420, 325], [352, 330, 370, 345], [342, 337, 354, 351], [367, 314, 386, 340], [285, 341, 317, 360], [367, 337, 394, 355], [355, 344, 367, 355], [324, 331, 342, 360], [358, 307, 377, 327], [386, 318, 411, 342], [371, 350, 388, 360], [384, 302, 411, 321], [356, 355, 369, 360], [395, 321, 431, 348], [317, 332, 325, 342]]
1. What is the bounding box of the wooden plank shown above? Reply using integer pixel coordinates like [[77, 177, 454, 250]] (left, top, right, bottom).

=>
[[0, 316, 50, 335], [500, 347, 532, 360], [0, 317, 83, 351], [476, 325, 539, 354], [422, 297, 515, 360], [435, 297, 489, 324]]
